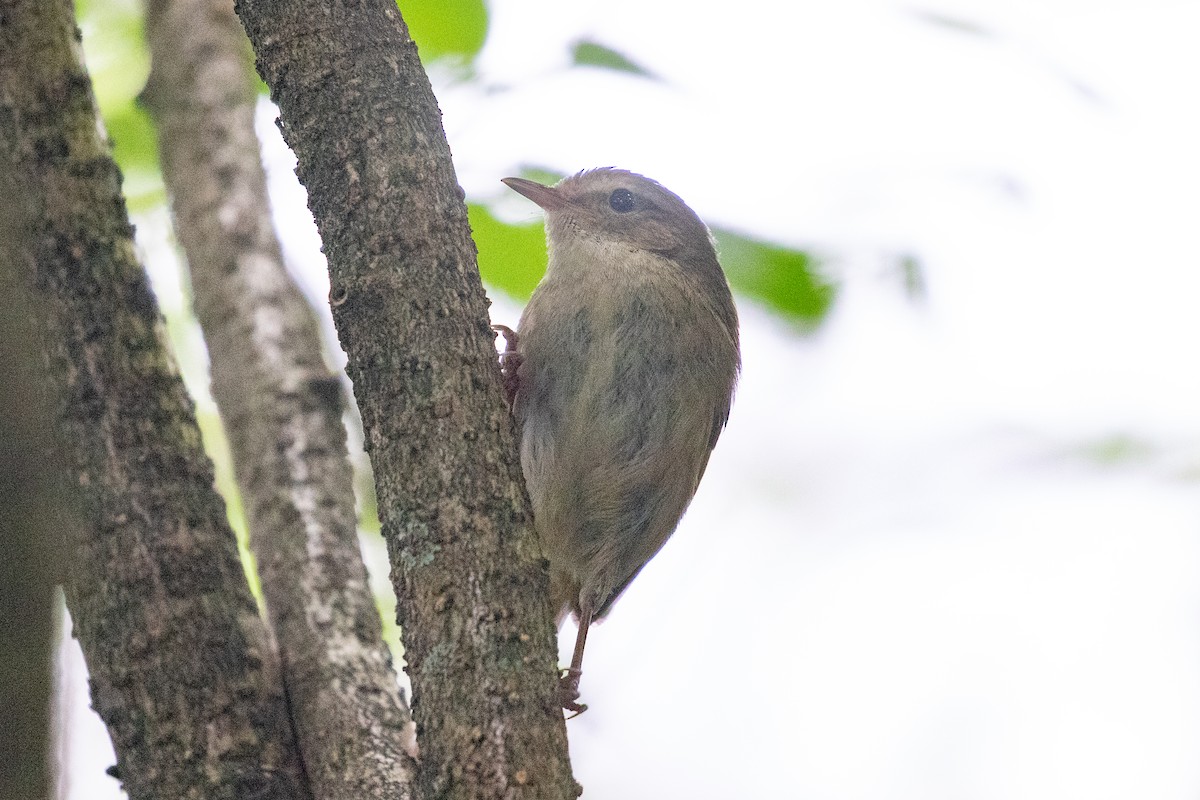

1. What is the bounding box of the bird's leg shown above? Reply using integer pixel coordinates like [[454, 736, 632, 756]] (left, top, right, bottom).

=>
[[491, 324, 521, 405], [559, 605, 593, 717]]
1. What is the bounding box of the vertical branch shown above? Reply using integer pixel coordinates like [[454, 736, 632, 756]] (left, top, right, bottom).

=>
[[0, 171, 58, 800], [0, 1, 311, 798], [141, 0, 418, 796], [234, 0, 579, 798]]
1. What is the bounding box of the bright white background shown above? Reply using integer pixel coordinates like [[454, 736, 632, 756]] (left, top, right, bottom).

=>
[[60, 1, 1200, 798]]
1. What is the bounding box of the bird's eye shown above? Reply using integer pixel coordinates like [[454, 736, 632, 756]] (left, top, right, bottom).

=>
[[609, 188, 635, 213]]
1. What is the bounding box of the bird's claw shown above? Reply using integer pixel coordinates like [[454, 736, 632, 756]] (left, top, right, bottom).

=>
[[558, 668, 587, 717]]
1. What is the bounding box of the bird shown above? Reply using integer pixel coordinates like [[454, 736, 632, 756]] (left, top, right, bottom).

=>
[[497, 167, 740, 714]]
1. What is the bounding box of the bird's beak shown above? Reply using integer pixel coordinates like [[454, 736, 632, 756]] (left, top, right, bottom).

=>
[[502, 177, 566, 211]]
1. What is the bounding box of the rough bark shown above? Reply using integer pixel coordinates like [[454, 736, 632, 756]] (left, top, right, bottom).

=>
[[0, 170, 58, 800], [0, 2, 311, 798], [234, 1, 579, 798], [141, 0, 419, 796]]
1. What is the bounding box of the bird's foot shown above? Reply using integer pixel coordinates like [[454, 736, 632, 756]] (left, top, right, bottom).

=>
[[558, 668, 587, 718], [491, 324, 521, 405]]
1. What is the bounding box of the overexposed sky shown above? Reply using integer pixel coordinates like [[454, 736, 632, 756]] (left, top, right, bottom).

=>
[[63, 2, 1200, 798]]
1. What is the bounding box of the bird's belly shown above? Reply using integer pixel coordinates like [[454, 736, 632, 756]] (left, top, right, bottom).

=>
[[517, 297, 714, 614]]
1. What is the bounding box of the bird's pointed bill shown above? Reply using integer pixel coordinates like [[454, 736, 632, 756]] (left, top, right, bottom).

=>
[[502, 177, 566, 211]]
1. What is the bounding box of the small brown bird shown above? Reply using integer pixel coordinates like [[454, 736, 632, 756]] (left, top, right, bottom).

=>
[[499, 168, 740, 714]]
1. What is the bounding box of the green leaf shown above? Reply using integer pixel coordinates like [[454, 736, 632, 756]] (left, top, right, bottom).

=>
[[76, 0, 165, 208], [104, 104, 165, 211], [76, 0, 149, 108], [472, 200, 837, 327], [1074, 433, 1154, 466], [469, 203, 548, 300], [713, 229, 836, 327], [399, 0, 489, 63], [894, 253, 927, 302], [570, 39, 657, 78]]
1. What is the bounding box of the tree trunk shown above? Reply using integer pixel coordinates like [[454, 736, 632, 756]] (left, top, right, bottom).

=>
[[234, 1, 579, 798], [141, 0, 418, 796], [0, 164, 60, 800], [0, 1, 311, 797]]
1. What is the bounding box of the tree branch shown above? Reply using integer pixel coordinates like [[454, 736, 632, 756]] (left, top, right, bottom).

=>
[[0, 158, 58, 800], [141, 0, 419, 796], [234, 1, 578, 797], [0, 1, 311, 797]]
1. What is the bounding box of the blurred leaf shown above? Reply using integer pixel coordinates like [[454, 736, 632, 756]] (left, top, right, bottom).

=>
[[713, 229, 836, 327], [251, 71, 271, 98], [1075, 433, 1154, 466], [76, 0, 165, 209], [356, 453, 381, 536], [76, 0, 149, 106], [473, 199, 835, 328], [570, 39, 656, 78], [105, 104, 166, 211], [195, 406, 263, 604], [399, 0, 488, 63], [469, 203, 548, 300], [898, 253, 926, 302]]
